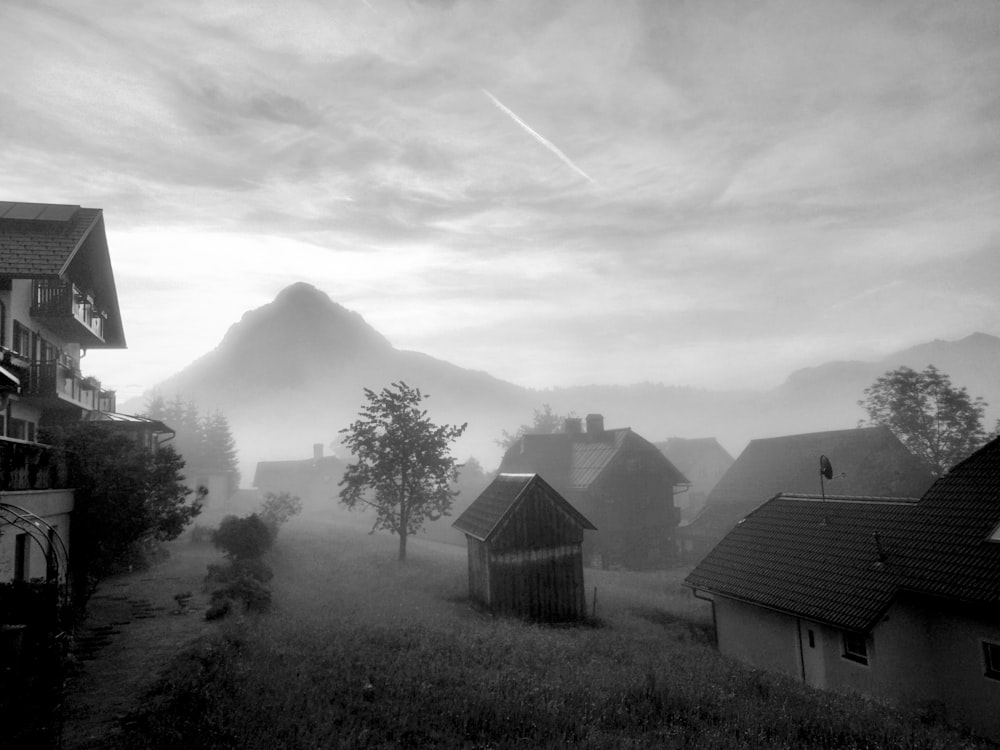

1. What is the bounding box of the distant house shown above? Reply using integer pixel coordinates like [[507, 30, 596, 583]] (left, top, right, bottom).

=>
[[498, 414, 688, 569], [685, 435, 1000, 740], [0, 202, 128, 591], [677, 427, 937, 562], [452, 473, 595, 622], [253, 443, 348, 517], [655, 437, 734, 524]]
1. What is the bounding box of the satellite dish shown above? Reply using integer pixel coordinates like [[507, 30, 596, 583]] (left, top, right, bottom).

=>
[[820, 455, 834, 480]]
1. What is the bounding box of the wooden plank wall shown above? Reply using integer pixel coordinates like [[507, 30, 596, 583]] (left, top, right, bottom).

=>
[[488, 545, 586, 622]]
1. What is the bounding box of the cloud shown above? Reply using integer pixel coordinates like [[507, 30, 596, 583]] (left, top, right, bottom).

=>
[[3, 0, 999, 395]]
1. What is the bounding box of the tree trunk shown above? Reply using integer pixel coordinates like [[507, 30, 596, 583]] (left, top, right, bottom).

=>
[[398, 498, 408, 561]]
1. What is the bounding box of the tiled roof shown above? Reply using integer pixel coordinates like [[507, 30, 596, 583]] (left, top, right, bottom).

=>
[[452, 473, 596, 541], [686, 436, 1000, 630], [0, 203, 102, 277], [686, 494, 919, 630], [499, 428, 688, 491], [680, 427, 937, 544]]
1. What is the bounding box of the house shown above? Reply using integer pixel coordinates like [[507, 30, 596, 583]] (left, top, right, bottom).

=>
[[253, 443, 349, 518], [0, 202, 127, 590], [685, 435, 1000, 740], [498, 414, 689, 569], [452, 473, 596, 622], [677, 426, 937, 563], [655, 437, 734, 524]]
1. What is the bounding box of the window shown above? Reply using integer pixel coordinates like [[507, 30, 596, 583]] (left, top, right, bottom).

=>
[[808, 629, 816, 648], [12, 321, 32, 358], [843, 632, 869, 665], [984, 642, 1000, 680]]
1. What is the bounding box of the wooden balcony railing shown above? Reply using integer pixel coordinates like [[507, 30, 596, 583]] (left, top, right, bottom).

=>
[[0, 438, 71, 492], [31, 280, 106, 345]]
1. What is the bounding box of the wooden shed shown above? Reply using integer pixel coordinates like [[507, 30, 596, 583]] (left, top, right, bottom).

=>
[[452, 473, 596, 622]]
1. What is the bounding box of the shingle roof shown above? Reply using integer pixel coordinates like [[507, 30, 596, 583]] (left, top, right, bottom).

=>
[[452, 473, 596, 541], [499, 428, 688, 491], [680, 427, 937, 544], [0, 203, 102, 277], [686, 436, 1000, 630], [0, 201, 126, 348], [685, 494, 919, 631]]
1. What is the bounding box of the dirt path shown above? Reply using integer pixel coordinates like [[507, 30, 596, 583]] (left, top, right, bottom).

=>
[[59, 540, 223, 750]]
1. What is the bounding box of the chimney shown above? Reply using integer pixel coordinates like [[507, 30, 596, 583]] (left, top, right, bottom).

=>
[[313, 443, 324, 460], [585, 413, 605, 435], [564, 417, 582, 435]]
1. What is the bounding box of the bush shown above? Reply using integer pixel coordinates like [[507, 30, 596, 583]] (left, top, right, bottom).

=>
[[211, 514, 273, 560], [259, 492, 302, 532], [210, 576, 271, 615], [205, 559, 273, 587]]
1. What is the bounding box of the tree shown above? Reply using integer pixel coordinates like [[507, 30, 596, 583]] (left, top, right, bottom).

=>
[[497, 404, 574, 450], [45, 424, 204, 598], [859, 365, 989, 474], [339, 382, 467, 560], [201, 410, 241, 494]]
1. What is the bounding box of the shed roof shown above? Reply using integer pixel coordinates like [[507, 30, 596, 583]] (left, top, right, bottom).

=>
[[686, 435, 1000, 631], [680, 426, 936, 544], [452, 473, 596, 541]]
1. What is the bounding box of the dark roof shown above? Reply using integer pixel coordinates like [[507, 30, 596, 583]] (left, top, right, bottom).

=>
[[656, 437, 734, 470], [686, 436, 1000, 630], [0, 203, 101, 277], [685, 494, 919, 631], [452, 473, 596, 541], [499, 428, 689, 491], [680, 426, 936, 543]]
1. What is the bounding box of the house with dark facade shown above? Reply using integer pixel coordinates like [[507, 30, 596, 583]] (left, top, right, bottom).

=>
[[685, 435, 1000, 740], [452, 473, 595, 622], [0, 202, 133, 589], [498, 414, 688, 569], [677, 426, 937, 562], [655, 437, 734, 524]]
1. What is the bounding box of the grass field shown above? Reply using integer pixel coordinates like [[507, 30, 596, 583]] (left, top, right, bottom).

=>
[[108, 522, 993, 749]]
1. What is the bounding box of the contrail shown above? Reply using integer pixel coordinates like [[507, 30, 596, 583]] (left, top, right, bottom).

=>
[[482, 88, 595, 184]]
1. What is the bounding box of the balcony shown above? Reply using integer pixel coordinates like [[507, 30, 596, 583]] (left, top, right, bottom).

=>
[[30, 280, 107, 347], [7, 359, 115, 413], [0, 438, 70, 492]]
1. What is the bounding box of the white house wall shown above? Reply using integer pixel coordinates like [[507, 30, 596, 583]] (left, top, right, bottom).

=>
[[0, 488, 73, 583], [713, 595, 800, 678], [712, 593, 1000, 741]]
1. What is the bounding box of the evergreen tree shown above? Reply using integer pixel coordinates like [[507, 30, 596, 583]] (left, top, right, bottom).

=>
[[202, 410, 241, 494]]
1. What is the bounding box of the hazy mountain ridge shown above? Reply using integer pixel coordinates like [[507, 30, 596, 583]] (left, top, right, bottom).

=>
[[124, 284, 1000, 476]]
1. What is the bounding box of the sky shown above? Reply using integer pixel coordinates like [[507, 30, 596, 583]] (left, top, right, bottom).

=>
[[2, 0, 999, 403]]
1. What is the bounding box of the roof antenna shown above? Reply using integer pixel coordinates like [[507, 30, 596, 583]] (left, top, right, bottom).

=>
[[820, 455, 833, 526], [820, 455, 834, 500]]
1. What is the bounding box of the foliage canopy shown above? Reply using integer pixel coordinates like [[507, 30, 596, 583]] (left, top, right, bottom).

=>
[[859, 365, 988, 474], [339, 382, 467, 560], [46, 424, 203, 592]]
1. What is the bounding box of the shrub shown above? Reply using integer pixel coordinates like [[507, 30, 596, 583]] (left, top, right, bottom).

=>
[[210, 576, 271, 615], [205, 559, 273, 587], [211, 514, 273, 560], [259, 492, 302, 533]]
